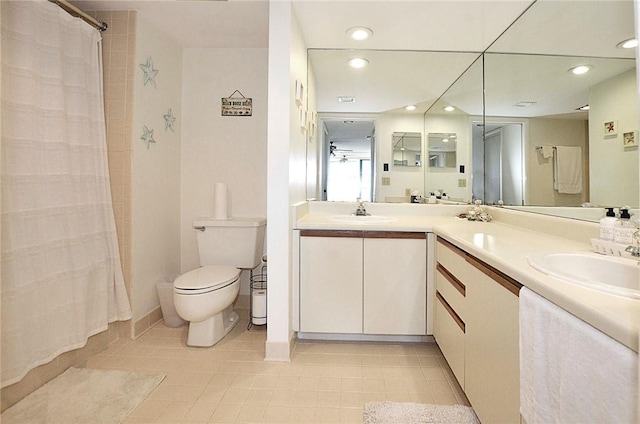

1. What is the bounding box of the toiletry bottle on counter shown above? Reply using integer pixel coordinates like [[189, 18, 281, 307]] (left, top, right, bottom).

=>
[[614, 208, 634, 244], [411, 190, 420, 203], [599, 207, 617, 241]]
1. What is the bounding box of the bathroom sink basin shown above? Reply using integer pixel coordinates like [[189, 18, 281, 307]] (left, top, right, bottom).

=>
[[329, 214, 397, 224], [527, 252, 639, 299]]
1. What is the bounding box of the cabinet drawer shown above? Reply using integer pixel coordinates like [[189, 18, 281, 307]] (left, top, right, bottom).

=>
[[434, 292, 465, 388], [436, 263, 466, 321], [436, 237, 474, 282]]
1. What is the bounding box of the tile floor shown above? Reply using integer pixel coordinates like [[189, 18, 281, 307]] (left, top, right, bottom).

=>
[[84, 311, 469, 423]]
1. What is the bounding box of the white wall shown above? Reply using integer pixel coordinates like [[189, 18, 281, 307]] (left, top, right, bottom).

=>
[[132, 16, 183, 322], [180, 48, 268, 296], [265, 1, 309, 361], [589, 68, 639, 207]]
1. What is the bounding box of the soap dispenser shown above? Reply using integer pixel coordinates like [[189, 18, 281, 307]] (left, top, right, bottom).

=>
[[614, 208, 634, 244], [599, 207, 617, 241]]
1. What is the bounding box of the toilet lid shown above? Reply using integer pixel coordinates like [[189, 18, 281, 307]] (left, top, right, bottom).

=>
[[174, 265, 240, 290]]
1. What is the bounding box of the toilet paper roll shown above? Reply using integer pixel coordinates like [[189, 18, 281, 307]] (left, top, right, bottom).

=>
[[252, 290, 267, 325], [212, 182, 229, 220]]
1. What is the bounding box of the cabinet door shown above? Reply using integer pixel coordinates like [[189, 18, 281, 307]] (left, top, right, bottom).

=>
[[363, 233, 427, 335], [299, 234, 363, 333], [464, 257, 521, 424]]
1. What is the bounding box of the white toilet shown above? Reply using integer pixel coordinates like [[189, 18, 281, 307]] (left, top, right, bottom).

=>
[[173, 217, 266, 347]]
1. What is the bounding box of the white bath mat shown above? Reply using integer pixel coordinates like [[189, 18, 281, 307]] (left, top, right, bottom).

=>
[[1, 367, 165, 424], [364, 401, 480, 424]]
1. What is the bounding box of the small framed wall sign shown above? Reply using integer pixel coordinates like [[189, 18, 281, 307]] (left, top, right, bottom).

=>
[[604, 120, 618, 136], [299, 108, 307, 132], [221, 90, 252, 116], [295, 80, 305, 106], [623, 130, 638, 148]]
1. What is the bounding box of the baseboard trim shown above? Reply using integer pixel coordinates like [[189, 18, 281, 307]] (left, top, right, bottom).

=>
[[297, 332, 434, 343], [265, 332, 295, 362]]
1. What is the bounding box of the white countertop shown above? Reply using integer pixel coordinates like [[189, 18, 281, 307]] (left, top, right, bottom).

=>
[[295, 210, 639, 352]]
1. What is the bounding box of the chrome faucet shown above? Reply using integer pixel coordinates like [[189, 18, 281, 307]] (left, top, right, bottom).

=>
[[354, 198, 370, 216], [625, 229, 640, 258]]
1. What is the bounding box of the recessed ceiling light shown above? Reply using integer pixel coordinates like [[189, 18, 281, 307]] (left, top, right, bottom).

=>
[[442, 138, 449, 143], [346, 27, 373, 41], [616, 38, 638, 49], [514, 101, 537, 107], [444, 106, 455, 112], [344, 120, 354, 124], [338, 96, 355, 103], [405, 105, 416, 111], [569, 65, 592, 75], [576, 104, 590, 111], [347, 58, 369, 69]]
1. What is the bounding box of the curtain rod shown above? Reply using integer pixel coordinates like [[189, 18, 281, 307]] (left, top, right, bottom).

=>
[[48, 0, 108, 32]]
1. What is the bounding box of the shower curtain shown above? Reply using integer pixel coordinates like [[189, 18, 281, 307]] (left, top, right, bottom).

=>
[[1, 1, 132, 387]]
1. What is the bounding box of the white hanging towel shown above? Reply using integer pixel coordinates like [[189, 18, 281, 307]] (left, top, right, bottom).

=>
[[553, 146, 583, 193], [519, 288, 638, 424], [540, 146, 554, 159]]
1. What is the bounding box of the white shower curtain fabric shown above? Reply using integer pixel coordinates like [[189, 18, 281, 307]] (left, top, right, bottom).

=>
[[1, 1, 132, 387]]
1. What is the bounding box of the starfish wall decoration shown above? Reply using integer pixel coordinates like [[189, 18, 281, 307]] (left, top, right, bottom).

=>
[[139, 56, 158, 88], [140, 125, 156, 149], [164, 108, 176, 132]]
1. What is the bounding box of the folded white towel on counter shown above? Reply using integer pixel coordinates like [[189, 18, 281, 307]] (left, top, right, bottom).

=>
[[519, 287, 638, 424], [554, 146, 583, 194]]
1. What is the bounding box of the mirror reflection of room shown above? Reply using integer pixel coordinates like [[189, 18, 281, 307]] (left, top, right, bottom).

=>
[[427, 133, 457, 168], [305, 0, 637, 220], [392, 132, 422, 167]]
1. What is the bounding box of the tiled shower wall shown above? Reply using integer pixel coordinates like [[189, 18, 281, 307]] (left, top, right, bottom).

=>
[[98, 10, 136, 309], [0, 11, 136, 412]]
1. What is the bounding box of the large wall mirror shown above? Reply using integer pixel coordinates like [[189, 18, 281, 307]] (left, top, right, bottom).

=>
[[305, 1, 638, 220], [483, 0, 638, 218], [421, 0, 637, 220]]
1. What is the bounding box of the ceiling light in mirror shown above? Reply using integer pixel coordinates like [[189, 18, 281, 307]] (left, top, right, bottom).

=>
[[569, 65, 593, 75], [515, 101, 537, 107], [347, 58, 369, 69], [576, 105, 589, 111], [444, 106, 455, 112], [617, 38, 638, 49], [405, 105, 416, 111], [346, 27, 373, 41]]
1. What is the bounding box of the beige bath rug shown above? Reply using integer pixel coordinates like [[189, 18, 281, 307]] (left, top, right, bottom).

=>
[[364, 401, 480, 424], [1, 367, 165, 424]]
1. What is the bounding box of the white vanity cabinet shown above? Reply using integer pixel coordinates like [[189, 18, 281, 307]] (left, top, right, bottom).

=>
[[299, 230, 427, 336], [299, 231, 363, 334], [435, 236, 521, 424], [363, 232, 427, 335]]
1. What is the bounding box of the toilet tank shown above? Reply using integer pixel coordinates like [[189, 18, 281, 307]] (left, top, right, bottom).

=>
[[193, 217, 266, 269]]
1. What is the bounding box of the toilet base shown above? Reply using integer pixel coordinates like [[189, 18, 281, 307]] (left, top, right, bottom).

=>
[[186, 306, 239, 347]]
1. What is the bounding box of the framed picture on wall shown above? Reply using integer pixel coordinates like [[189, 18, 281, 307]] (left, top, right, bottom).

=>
[[604, 120, 618, 136], [295, 80, 305, 107], [299, 108, 307, 132], [623, 130, 638, 148]]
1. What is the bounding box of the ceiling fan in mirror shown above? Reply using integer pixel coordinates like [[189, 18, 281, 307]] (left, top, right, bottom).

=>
[[329, 141, 353, 156]]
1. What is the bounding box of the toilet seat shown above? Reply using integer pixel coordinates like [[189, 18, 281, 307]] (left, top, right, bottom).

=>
[[174, 265, 240, 295]]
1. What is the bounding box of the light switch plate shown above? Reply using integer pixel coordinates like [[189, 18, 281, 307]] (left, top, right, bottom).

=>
[[458, 179, 467, 187], [382, 177, 391, 186]]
